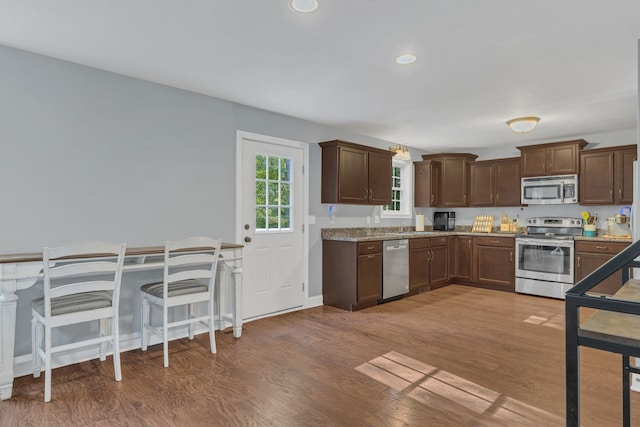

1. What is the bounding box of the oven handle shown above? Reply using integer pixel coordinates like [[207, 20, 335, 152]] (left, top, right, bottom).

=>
[[560, 182, 564, 203], [516, 238, 574, 247]]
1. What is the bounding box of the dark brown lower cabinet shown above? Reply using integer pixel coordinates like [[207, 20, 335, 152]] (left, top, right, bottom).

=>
[[473, 236, 515, 291], [408, 236, 449, 296], [322, 240, 382, 311], [430, 237, 449, 289], [409, 238, 430, 295], [454, 236, 473, 281], [575, 240, 629, 295]]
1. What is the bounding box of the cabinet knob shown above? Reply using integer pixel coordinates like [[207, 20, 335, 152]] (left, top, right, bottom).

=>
[[244, 236, 252, 243], [595, 246, 609, 250]]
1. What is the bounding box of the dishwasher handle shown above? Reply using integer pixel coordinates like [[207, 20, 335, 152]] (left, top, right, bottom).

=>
[[386, 244, 407, 251]]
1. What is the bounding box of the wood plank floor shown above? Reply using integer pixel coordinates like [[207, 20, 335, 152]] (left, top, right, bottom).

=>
[[3, 285, 639, 426]]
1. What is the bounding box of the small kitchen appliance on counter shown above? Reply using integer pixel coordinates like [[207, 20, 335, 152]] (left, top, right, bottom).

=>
[[515, 217, 583, 299], [606, 207, 631, 237], [433, 211, 455, 231]]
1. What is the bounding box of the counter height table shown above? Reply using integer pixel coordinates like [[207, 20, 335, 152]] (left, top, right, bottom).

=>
[[0, 243, 243, 400]]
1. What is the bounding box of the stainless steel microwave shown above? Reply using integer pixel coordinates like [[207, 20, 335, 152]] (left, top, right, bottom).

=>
[[521, 174, 578, 205]]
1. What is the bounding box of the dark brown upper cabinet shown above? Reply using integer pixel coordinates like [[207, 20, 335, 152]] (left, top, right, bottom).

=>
[[579, 144, 637, 205], [320, 140, 394, 205], [420, 153, 478, 207], [518, 139, 587, 177], [413, 160, 440, 207], [469, 157, 521, 207]]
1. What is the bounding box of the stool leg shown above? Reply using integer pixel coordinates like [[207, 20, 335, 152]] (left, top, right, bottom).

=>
[[209, 286, 216, 354], [99, 318, 107, 362], [44, 325, 52, 403], [188, 303, 194, 340], [141, 295, 149, 351], [163, 305, 169, 368], [32, 317, 41, 378], [623, 355, 631, 427]]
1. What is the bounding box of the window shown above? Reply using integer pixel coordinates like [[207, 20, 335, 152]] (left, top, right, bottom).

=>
[[255, 154, 292, 232], [381, 160, 413, 218]]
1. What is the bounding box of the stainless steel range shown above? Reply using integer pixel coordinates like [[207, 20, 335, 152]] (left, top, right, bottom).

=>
[[515, 217, 583, 299]]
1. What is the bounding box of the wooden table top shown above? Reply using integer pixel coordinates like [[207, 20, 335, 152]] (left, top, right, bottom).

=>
[[0, 243, 243, 264]]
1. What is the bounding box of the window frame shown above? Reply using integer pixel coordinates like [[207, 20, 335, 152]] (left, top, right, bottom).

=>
[[381, 159, 413, 219]]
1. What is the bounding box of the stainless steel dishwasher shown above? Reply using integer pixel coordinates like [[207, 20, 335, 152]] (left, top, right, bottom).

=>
[[382, 239, 409, 300]]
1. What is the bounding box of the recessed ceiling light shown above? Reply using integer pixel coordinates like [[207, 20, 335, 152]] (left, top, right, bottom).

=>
[[506, 116, 541, 133], [396, 54, 417, 65], [290, 0, 318, 13]]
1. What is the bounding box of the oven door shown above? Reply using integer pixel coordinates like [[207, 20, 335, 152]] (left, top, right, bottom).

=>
[[515, 238, 574, 284]]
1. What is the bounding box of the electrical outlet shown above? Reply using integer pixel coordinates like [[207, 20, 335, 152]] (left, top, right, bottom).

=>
[[366, 216, 371, 224], [374, 215, 380, 223]]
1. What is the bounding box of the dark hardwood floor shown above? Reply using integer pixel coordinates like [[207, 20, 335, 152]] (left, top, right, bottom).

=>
[[3, 285, 639, 426]]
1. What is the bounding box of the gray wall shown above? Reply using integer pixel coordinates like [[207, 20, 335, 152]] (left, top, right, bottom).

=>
[[1, 44, 418, 307]]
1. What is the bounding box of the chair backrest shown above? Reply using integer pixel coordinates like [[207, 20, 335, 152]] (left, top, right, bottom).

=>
[[162, 236, 222, 299], [42, 241, 127, 317]]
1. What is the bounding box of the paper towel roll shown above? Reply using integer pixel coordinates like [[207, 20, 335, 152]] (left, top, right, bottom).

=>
[[416, 214, 424, 231]]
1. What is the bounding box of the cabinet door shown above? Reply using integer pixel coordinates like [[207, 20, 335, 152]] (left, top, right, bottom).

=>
[[337, 145, 369, 204], [357, 253, 382, 304], [580, 150, 614, 205], [455, 236, 473, 281], [368, 151, 393, 205], [430, 243, 449, 289], [547, 144, 579, 175], [575, 252, 622, 295], [409, 247, 430, 294], [441, 157, 469, 207], [474, 241, 514, 291], [494, 158, 521, 206], [414, 161, 440, 207], [615, 147, 637, 204], [475, 246, 514, 290], [469, 162, 494, 207], [521, 147, 547, 177]]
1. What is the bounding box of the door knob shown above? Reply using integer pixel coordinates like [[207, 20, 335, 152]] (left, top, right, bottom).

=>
[[244, 236, 252, 243]]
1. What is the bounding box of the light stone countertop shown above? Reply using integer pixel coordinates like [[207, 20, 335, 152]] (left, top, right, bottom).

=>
[[321, 226, 632, 243], [321, 226, 517, 242]]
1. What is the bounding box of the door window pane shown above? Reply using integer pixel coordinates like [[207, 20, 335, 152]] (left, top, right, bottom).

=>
[[255, 154, 293, 231]]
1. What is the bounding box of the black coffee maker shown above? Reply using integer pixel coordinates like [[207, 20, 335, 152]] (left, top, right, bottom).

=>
[[433, 212, 456, 231]]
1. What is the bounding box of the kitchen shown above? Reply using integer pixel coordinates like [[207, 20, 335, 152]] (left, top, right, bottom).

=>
[[3, 2, 640, 424], [320, 138, 635, 310]]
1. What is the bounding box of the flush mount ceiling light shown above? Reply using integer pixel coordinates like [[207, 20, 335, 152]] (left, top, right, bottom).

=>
[[506, 116, 541, 133], [289, 0, 318, 12], [389, 144, 412, 161], [396, 54, 417, 65]]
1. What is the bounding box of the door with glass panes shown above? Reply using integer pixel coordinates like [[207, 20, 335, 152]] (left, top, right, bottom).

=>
[[240, 134, 304, 320]]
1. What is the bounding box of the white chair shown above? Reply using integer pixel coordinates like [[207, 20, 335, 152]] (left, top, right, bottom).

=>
[[140, 236, 222, 367], [31, 241, 126, 402]]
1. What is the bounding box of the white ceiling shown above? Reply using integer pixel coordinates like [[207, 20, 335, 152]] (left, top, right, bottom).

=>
[[1, 1, 640, 152]]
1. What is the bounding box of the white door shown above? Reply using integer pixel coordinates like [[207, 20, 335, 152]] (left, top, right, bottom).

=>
[[237, 132, 306, 320]]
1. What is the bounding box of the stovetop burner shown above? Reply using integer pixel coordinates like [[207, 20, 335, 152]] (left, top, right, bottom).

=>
[[521, 216, 584, 239]]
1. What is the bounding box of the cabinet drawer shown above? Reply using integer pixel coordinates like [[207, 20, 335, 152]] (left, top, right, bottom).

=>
[[431, 236, 449, 247], [358, 241, 382, 255], [475, 236, 514, 248], [575, 241, 628, 255], [409, 238, 430, 249]]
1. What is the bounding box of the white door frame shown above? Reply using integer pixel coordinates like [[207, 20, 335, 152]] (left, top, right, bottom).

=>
[[235, 130, 310, 318]]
